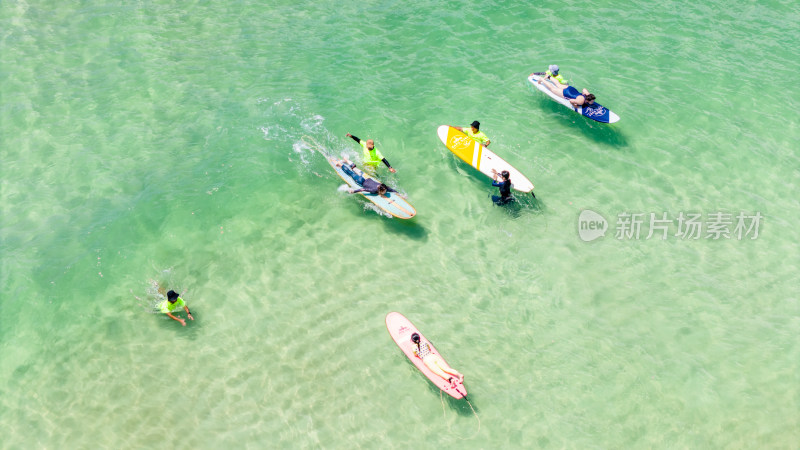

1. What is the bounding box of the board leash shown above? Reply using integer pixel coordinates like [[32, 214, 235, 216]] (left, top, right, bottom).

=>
[[301, 135, 328, 157], [462, 397, 481, 439], [439, 386, 481, 440], [303, 134, 358, 186]]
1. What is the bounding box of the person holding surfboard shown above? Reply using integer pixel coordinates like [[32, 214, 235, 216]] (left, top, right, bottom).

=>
[[411, 332, 464, 388], [538, 76, 597, 107], [491, 169, 514, 205], [158, 290, 193, 326], [345, 133, 396, 173], [453, 121, 491, 147]]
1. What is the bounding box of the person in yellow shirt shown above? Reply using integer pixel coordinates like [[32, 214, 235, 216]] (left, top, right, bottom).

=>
[[544, 64, 567, 84], [345, 133, 396, 173], [453, 121, 491, 147], [158, 290, 194, 326]]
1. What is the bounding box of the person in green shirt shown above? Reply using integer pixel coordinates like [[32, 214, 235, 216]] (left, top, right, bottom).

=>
[[159, 290, 194, 326], [345, 133, 396, 173], [453, 121, 491, 147], [544, 64, 567, 84]]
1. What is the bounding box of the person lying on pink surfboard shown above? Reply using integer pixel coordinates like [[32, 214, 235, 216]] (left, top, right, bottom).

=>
[[411, 332, 464, 388]]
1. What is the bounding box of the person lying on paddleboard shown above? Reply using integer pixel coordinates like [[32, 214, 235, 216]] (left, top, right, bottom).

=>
[[452, 120, 491, 147], [334, 158, 402, 197], [491, 169, 514, 205], [411, 332, 464, 388], [538, 76, 597, 108], [345, 133, 396, 173], [158, 290, 194, 326]]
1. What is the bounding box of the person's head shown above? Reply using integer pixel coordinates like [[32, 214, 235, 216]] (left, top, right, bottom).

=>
[[501, 170, 510, 181], [584, 93, 596, 104], [411, 333, 421, 344], [548, 64, 559, 75], [470, 120, 480, 132], [366, 139, 375, 150], [377, 184, 389, 195], [167, 290, 179, 303]]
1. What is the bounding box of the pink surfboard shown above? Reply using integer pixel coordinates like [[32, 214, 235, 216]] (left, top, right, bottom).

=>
[[385, 312, 467, 399]]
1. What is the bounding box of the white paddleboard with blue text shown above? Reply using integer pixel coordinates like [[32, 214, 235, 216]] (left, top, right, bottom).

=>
[[528, 73, 620, 124]]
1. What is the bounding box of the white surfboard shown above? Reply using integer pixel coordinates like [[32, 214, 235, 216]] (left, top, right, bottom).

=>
[[528, 73, 620, 124], [437, 125, 535, 193]]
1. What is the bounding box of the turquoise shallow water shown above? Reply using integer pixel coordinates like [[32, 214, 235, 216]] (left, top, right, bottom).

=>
[[1, 0, 799, 448]]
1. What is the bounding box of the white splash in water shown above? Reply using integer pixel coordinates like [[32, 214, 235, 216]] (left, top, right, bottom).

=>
[[363, 202, 392, 218], [301, 114, 325, 132], [260, 124, 288, 140]]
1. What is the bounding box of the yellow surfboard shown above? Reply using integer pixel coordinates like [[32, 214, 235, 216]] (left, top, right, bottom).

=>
[[437, 125, 535, 193]]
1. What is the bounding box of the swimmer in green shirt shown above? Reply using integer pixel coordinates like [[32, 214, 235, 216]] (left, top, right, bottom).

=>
[[159, 290, 194, 326], [453, 121, 491, 147], [345, 133, 396, 173]]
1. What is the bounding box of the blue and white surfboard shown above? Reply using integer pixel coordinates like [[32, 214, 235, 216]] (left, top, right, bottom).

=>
[[528, 72, 620, 124], [325, 157, 416, 219]]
